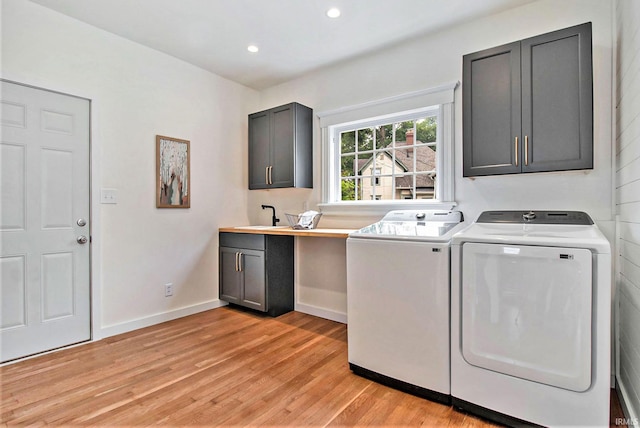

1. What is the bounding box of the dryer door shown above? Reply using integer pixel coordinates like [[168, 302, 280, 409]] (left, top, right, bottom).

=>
[[461, 242, 592, 392]]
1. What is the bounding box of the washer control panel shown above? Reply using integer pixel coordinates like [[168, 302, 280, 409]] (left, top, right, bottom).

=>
[[476, 210, 593, 225]]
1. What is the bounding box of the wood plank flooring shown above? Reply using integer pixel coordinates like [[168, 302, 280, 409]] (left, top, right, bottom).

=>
[[0, 307, 625, 426]]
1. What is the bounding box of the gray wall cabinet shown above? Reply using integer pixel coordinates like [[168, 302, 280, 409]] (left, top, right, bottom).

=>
[[219, 232, 294, 317], [249, 102, 313, 189], [463, 22, 592, 177]]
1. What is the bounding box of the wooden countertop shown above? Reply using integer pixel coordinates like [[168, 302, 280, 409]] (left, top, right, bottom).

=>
[[219, 226, 356, 239]]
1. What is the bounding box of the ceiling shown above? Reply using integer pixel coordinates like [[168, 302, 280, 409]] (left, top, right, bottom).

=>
[[28, 0, 536, 90]]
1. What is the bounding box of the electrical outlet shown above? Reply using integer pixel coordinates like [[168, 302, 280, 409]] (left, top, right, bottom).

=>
[[165, 283, 173, 297]]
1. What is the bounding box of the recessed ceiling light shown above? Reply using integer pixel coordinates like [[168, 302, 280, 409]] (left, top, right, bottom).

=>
[[326, 8, 341, 18], [247, 45, 259, 53]]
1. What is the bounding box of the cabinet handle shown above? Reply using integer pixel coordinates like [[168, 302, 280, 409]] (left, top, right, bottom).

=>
[[268, 166, 273, 185], [265, 167, 269, 185], [235, 252, 239, 272], [515, 137, 519, 167], [238, 252, 243, 272], [524, 135, 529, 166]]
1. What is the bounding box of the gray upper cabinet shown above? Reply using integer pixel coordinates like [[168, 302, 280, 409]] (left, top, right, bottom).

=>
[[248, 102, 313, 189], [463, 22, 592, 177]]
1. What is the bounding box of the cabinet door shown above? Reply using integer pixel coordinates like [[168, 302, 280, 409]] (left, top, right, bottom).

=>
[[248, 110, 271, 189], [521, 23, 592, 173], [463, 41, 522, 177], [239, 249, 266, 311], [219, 247, 241, 304], [270, 104, 295, 188]]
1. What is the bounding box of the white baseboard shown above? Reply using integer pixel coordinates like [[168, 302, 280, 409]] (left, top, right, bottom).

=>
[[98, 299, 228, 339], [295, 302, 347, 324], [617, 378, 640, 426]]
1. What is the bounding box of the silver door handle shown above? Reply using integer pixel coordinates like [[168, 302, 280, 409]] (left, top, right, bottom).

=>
[[77, 218, 87, 227], [265, 166, 273, 185], [234, 252, 244, 272], [77, 235, 88, 244]]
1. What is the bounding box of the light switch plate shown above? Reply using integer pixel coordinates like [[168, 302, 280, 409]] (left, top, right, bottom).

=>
[[101, 188, 118, 204]]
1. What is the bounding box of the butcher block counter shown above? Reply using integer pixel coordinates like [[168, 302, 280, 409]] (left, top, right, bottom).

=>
[[219, 226, 356, 239]]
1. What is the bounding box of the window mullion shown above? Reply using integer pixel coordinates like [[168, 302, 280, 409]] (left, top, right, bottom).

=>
[[372, 128, 377, 200], [392, 123, 397, 200], [413, 121, 417, 200], [354, 130, 359, 201]]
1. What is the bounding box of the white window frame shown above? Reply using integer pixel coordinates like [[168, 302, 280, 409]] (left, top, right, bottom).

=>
[[318, 82, 458, 216]]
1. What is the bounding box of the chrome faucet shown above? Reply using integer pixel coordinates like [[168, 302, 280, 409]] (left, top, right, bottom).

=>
[[261, 205, 280, 227]]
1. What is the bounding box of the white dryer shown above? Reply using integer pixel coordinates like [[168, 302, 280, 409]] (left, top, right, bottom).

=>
[[451, 211, 611, 427], [347, 210, 465, 404]]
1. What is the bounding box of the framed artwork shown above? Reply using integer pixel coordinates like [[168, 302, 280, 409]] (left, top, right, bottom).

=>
[[156, 135, 190, 208]]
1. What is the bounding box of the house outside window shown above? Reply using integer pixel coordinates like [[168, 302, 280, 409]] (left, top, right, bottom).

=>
[[318, 83, 457, 215], [372, 168, 382, 186], [340, 116, 438, 202]]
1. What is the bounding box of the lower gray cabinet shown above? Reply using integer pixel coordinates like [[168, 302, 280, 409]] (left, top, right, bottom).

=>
[[219, 232, 294, 317]]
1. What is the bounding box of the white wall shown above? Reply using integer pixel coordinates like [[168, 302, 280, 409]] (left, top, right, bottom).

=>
[[0, 0, 620, 344], [254, 0, 614, 319], [615, 0, 640, 421], [1, 0, 258, 336]]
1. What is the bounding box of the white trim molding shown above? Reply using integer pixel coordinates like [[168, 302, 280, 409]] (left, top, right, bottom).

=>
[[319, 82, 459, 215], [99, 300, 227, 339], [295, 302, 347, 324], [317, 82, 459, 127]]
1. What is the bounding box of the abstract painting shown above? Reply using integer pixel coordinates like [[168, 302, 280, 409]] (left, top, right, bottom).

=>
[[156, 135, 190, 208]]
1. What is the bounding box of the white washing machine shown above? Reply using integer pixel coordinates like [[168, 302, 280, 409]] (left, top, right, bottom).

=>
[[347, 210, 466, 404], [451, 211, 611, 427]]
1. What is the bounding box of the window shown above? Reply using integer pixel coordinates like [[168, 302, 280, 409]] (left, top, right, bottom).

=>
[[319, 83, 457, 214], [338, 110, 438, 202]]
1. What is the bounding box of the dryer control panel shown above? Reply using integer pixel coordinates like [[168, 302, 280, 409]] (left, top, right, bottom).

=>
[[476, 210, 593, 225]]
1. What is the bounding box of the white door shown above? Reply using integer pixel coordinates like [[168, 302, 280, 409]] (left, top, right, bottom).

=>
[[1, 81, 91, 362]]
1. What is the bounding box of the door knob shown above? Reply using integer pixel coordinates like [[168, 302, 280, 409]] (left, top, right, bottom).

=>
[[77, 235, 88, 244], [77, 218, 87, 227]]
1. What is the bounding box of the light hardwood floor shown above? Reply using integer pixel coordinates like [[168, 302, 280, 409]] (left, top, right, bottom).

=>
[[0, 307, 625, 426]]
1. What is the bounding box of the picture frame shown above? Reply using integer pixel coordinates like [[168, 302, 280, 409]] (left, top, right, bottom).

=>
[[156, 135, 190, 208]]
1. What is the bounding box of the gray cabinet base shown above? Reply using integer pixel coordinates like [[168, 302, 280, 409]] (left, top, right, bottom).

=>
[[219, 233, 294, 317], [264, 235, 294, 317]]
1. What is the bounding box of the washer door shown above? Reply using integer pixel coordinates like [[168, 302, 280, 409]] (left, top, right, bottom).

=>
[[461, 242, 592, 392]]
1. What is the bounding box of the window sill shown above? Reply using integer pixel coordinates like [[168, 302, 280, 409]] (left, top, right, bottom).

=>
[[318, 200, 457, 217]]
